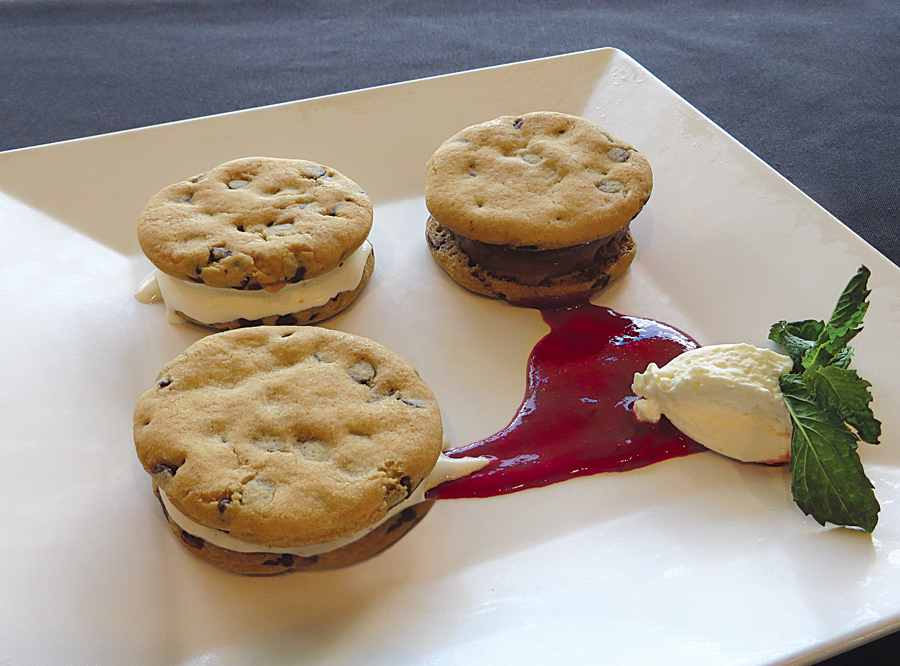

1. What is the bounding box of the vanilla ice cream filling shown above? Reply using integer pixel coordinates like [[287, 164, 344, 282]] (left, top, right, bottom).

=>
[[632, 343, 794, 464], [157, 450, 489, 557], [136, 241, 372, 325]]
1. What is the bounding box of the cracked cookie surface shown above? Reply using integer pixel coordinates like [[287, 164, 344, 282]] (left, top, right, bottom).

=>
[[134, 326, 443, 550], [425, 112, 652, 249], [138, 157, 373, 290]]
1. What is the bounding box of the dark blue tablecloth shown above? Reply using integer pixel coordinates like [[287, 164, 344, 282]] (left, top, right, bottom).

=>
[[2, 1, 898, 663]]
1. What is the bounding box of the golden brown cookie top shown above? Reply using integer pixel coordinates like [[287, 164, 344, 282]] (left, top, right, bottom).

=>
[[133, 326, 443, 548], [424, 112, 652, 249], [138, 157, 373, 290]]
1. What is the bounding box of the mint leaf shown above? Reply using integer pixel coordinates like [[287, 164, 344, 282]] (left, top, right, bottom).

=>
[[803, 266, 871, 371], [768, 319, 825, 372], [831, 346, 855, 369], [781, 374, 879, 532], [828, 265, 872, 334], [804, 365, 881, 445], [770, 266, 880, 530]]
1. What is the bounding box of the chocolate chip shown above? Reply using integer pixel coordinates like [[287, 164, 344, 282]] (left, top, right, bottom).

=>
[[208, 247, 232, 264], [288, 266, 306, 283], [217, 498, 231, 514], [386, 507, 418, 534], [384, 479, 409, 508], [276, 314, 298, 325], [597, 180, 623, 193], [348, 361, 376, 384], [264, 553, 294, 567], [242, 478, 275, 504], [252, 437, 285, 453], [236, 224, 245, 232], [295, 439, 329, 462], [301, 164, 327, 179], [157, 377, 172, 388], [152, 462, 179, 477], [188, 276, 203, 283], [607, 147, 629, 162], [238, 318, 264, 327], [401, 397, 425, 408], [513, 118, 523, 129], [267, 553, 318, 568], [155, 490, 170, 519], [180, 530, 204, 549], [267, 222, 295, 235]]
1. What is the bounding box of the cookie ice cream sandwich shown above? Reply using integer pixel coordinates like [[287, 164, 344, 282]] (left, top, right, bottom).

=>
[[137, 157, 374, 328], [133, 326, 486, 574], [424, 112, 652, 303]]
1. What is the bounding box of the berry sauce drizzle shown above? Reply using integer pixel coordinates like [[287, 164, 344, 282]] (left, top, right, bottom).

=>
[[429, 301, 705, 500]]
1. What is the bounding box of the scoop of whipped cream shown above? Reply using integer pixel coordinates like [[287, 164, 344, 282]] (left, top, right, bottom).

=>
[[631, 343, 794, 464]]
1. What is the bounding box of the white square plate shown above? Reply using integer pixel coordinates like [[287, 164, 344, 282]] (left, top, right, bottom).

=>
[[2, 48, 899, 666]]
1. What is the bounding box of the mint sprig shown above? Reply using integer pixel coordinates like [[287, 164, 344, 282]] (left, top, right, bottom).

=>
[[768, 266, 881, 531]]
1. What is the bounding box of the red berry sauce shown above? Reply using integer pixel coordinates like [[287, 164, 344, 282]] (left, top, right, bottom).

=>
[[429, 301, 704, 500]]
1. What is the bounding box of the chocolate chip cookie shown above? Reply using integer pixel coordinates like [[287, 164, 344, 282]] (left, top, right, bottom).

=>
[[424, 112, 651, 303], [133, 326, 444, 574], [137, 157, 374, 328]]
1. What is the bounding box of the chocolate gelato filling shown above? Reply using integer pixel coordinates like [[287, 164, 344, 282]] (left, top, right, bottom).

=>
[[449, 225, 630, 284]]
